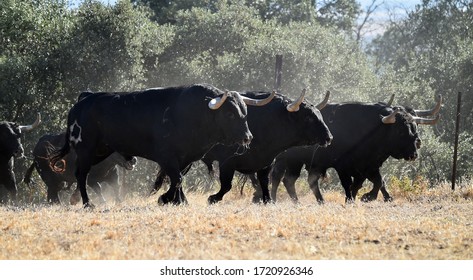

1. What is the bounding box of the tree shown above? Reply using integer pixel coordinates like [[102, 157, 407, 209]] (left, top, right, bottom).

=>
[[132, 0, 361, 32], [151, 2, 376, 103], [368, 0, 473, 182]]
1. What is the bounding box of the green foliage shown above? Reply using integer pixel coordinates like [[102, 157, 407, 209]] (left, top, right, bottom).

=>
[[388, 175, 428, 200], [152, 2, 376, 102], [133, 0, 360, 31]]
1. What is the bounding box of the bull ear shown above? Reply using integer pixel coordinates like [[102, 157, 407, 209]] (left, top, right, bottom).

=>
[[208, 91, 228, 110], [381, 108, 400, 124], [19, 113, 41, 132]]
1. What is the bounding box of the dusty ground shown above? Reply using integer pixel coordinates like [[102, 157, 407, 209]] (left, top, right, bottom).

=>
[[1, 183, 472, 260]]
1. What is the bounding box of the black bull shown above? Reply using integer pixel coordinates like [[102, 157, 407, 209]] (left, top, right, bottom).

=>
[[0, 114, 41, 202], [23, 133, 136, 204], [50, 84, 274, 207], [269, 96, 441, 203], [153, 89, 333, 204]]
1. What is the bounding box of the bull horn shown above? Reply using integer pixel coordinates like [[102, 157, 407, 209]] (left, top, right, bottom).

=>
[[287, 88, 306, 112], [208, 91, 229, 110], [241, 90, 276, 106], [381, 108, 400, 124], [387, 94, 395, 106], [414, 94, 442, 117], [19, 113, 41, 132], [414, 114, 440, 125], [316, 91, 330, 110]]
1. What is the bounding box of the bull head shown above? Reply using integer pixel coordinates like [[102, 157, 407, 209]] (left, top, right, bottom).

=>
[[19, 113, 41, 132]]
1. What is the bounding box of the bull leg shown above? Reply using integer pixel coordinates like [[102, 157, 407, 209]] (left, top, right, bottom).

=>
[[256, 167, 272, 204], [45, 180, 62, 204], [338, 171, 354, 203], [351, 176, 366, 201], [158, 167, 187, 205], [208, 167, 235, 204], [307, 169, 323, 204], [282, 175, 299, 203], [270, 161, 286, 202], [282, 164, 303, 203], [4, 170, 18, 204], [249, 173, 263, 203], [150, 169, 167, 196], [361, 169, 383, 202], [75, 155, 93, 208], [5, 170, 18, 205], [380, 182, 393, 202]]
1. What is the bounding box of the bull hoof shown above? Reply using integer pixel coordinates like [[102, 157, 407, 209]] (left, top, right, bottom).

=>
[[158, 194, 187, 206], [345, 197, 355, 204], [361, 193, 377, 202], [158, 195, 169, 205], [384, 196, 393, 202], [83, 202, 95, 209], [252, 195, 263, 204], [208, 195, 221, 205]]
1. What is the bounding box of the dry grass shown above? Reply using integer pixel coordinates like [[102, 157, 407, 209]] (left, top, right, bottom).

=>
[[1, 183, 472, 260]]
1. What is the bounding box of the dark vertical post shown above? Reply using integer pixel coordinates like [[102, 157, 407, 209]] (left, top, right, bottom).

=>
[[274, 55, 283, 91], [452, 92, 462, 190]]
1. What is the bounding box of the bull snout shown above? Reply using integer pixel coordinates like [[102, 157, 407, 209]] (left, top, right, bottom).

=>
[[317, 130, 333, 148], [322, 133, 333, 147], [406, 152, 418, 161], [242, 132, 253, 146]]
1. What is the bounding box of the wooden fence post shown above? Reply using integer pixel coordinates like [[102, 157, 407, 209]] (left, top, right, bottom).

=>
[[451, 92, 462, 190], [274, 55, 283, 91]]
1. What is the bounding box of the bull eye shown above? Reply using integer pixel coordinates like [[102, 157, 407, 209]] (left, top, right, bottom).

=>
[[226, 112, 235, 120]]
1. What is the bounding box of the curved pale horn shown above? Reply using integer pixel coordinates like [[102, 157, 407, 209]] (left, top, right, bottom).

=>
[[286, 88, 306, 112], [381, 108, 400, 124], [414, 94, 442, 117], [241, 90, 276, 106], [414, 114, 440, 125], [19, 113, 41, 132], [387, 94, 395, 106], [208, 91, 229, 110], [316, 90, 330, 110]]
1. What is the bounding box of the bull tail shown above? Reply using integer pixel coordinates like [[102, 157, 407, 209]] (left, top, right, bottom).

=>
[[49, 128, 71, 173], [22, 162, 36, 186]]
